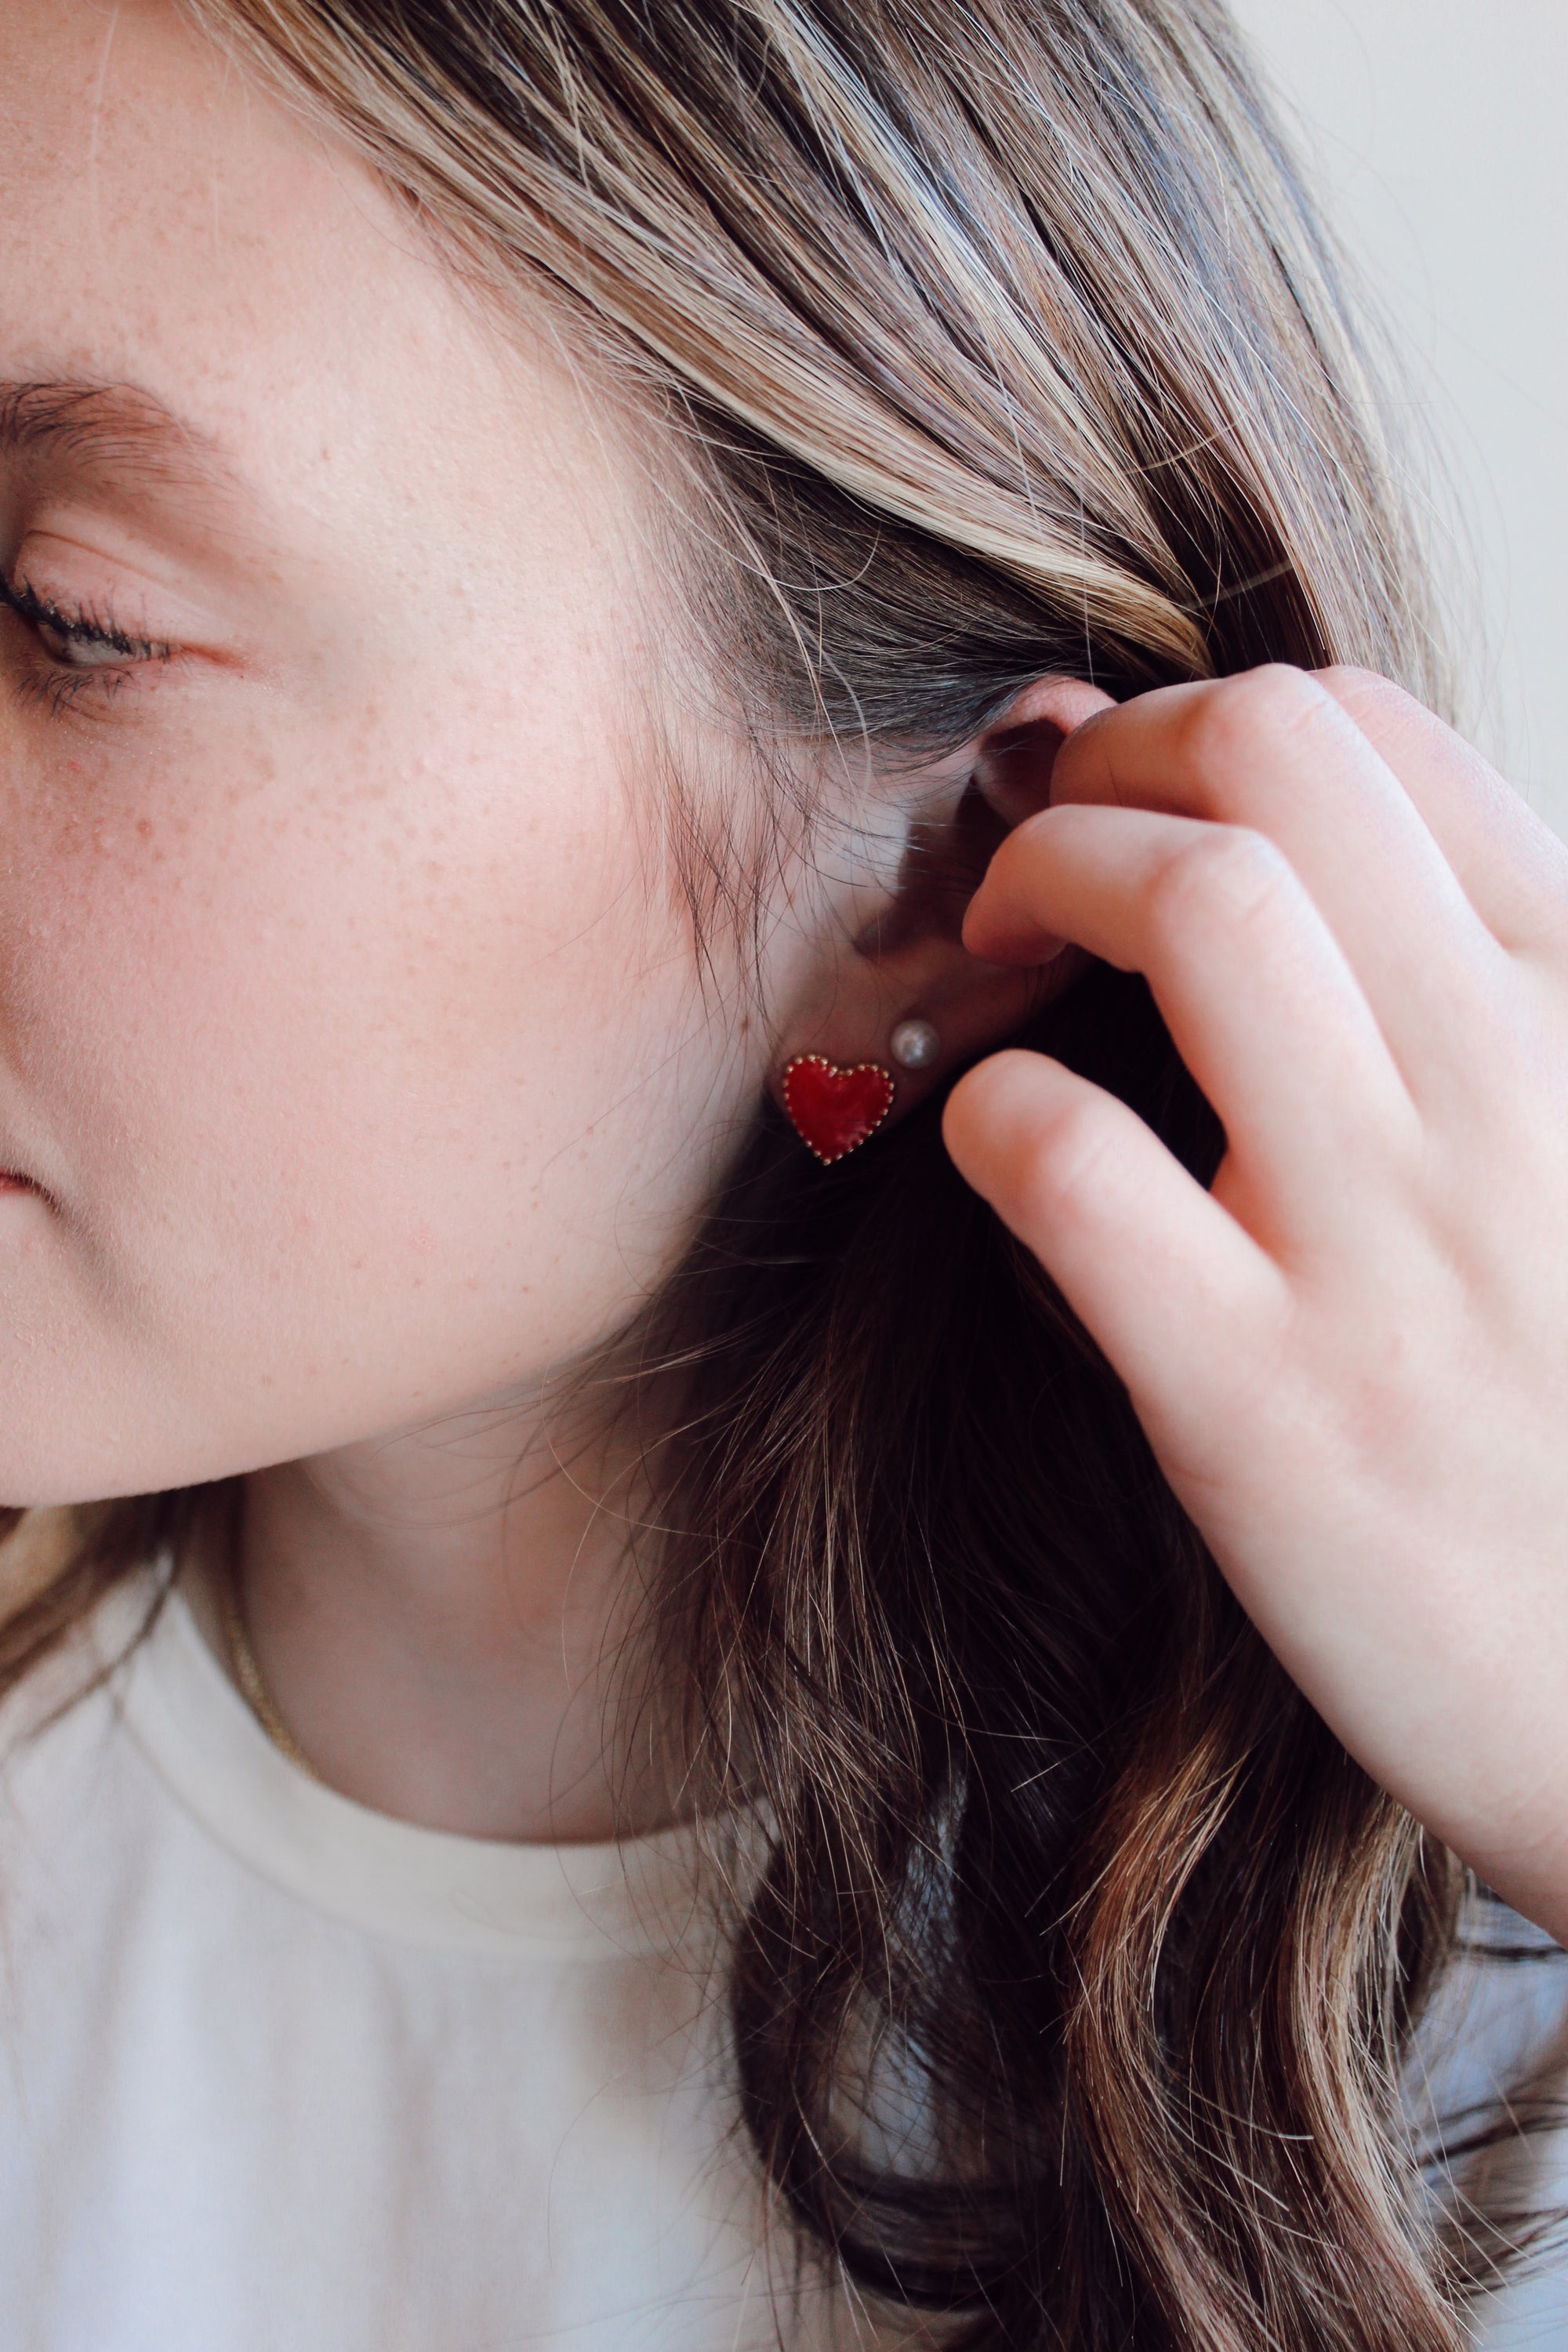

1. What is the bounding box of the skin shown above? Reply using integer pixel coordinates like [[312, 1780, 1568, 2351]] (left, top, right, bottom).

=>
[[3, 1, 1568, 1947], [0, 0, 1065, 1837]]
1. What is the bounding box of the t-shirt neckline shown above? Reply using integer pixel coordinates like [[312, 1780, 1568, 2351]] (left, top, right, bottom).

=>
[[106, 1572, 702, 1962]]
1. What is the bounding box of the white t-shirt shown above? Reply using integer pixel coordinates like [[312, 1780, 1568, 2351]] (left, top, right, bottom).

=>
[[0, 1575, 897, 2352], [0, 1571, 1561, 2352]]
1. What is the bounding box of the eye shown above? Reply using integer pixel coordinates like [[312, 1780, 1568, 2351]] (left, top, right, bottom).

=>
[[35, 614, 128, 669], [0, 574, 172, 702]]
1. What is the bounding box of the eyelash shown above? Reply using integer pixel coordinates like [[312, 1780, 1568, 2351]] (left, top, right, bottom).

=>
[[0, 575, 173, 714]]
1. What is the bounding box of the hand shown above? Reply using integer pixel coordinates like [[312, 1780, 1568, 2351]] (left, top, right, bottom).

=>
[[943, 666, 1568, 1944]]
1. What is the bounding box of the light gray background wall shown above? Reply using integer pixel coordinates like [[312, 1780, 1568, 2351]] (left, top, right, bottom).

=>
[[1227, 0, 1568, 841], [1232, 30, 1568, 2347]]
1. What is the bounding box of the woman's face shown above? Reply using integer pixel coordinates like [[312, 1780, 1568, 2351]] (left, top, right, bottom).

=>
[[0, 0, 792, 1504]]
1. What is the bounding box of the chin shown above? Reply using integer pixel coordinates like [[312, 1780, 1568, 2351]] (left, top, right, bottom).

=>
[[0, 1388, 209, 1514]]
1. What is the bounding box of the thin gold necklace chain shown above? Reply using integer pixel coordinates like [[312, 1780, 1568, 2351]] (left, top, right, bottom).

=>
[[219, 1570, 323, 1784]]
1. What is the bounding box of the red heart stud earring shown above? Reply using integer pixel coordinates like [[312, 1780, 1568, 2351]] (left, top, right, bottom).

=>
[[782, 1055, 896, 1164]]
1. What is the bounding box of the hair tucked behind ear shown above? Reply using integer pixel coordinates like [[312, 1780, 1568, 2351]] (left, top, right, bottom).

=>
[[9, 0, 1558, 2341]]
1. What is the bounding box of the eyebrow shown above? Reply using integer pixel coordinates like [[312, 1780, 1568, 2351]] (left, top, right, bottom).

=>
[[0, 379, 246, 503]]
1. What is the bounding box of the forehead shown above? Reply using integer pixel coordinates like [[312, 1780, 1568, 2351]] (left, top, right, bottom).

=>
[[0, 0, 630, 583], [0, 0, 372, 459]]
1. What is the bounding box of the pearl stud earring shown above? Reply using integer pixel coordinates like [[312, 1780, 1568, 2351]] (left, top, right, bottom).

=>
[[889, 1018, 941, 1071]]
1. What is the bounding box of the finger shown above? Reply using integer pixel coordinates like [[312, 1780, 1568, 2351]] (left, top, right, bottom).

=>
[[943, 1049, 1285, 1437], [1313, 668, 1568, 953], [966, 802, 1410, 1245], [1043, 668, 1505, 1083]]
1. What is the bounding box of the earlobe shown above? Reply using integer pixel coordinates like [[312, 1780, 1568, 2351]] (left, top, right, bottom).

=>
[[777, 1021, 942, 1163], [771, 674, 1113, 1155]]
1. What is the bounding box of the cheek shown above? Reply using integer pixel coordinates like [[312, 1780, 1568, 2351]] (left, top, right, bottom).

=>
[[2, 684, 739, 1472]]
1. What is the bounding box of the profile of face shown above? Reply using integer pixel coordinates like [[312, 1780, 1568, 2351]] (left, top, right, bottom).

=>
[[0, 0, 1095, 1511], [0, 0, 757, 1503]]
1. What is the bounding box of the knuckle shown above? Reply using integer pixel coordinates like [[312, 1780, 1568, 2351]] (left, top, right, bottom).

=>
[[1019, 1095, 1113, 1221], [1317, 663, 1414, 733], [1178, 664, 1323, 777], [1148, 823, 1291, 942], [1245, 661, 1327, 728], [1316, 662, 1388, 702]]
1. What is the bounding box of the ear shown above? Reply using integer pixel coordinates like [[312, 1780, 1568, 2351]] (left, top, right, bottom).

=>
[[768, 676, 1114, 1130]]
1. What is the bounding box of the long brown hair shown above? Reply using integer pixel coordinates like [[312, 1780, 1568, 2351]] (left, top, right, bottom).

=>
[[5, 0, 1555, 2342]]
